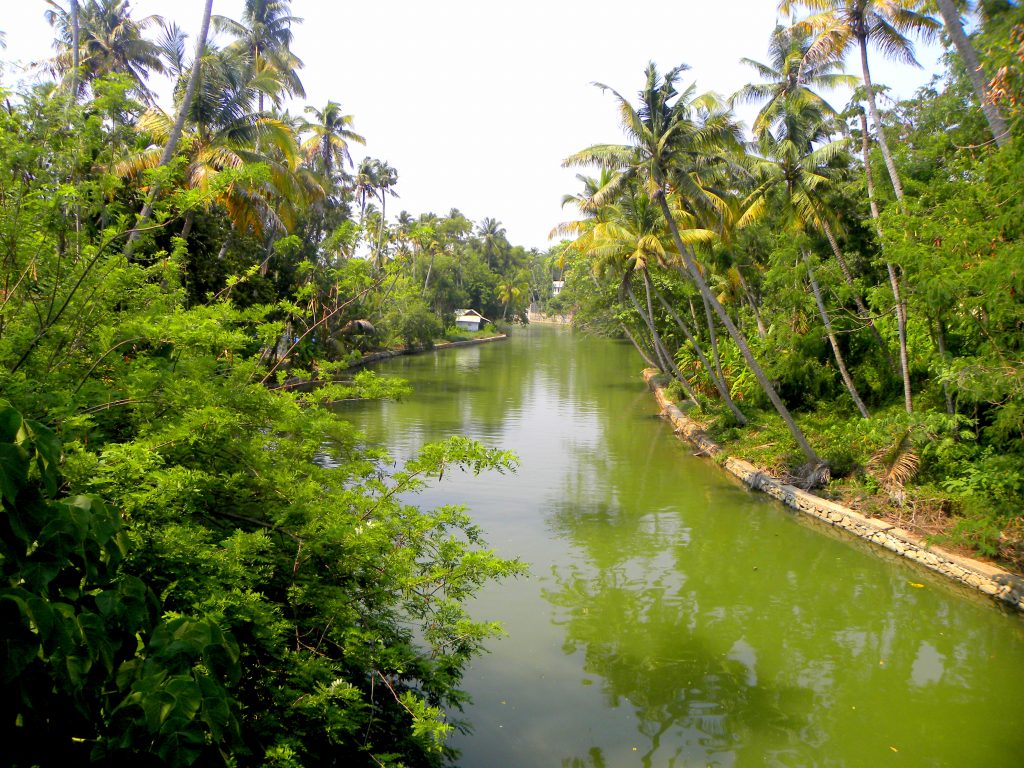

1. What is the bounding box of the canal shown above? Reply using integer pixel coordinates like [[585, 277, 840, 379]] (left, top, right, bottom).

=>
[[342, 325, 1024, 767]]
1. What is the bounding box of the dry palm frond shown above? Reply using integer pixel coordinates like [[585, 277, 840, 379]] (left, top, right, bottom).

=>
[[868, 429, 920, 505]]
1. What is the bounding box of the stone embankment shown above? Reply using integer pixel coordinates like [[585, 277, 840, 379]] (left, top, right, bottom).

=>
[[526, 307, 572, 325], [644, 369, 1024, 612], [350, 334, 507, 367]]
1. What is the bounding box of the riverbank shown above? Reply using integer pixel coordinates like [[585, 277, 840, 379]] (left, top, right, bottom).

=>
[[349, 333, 508, 368], [643, 369, 1024, 612], [526, 307, 573, 325]]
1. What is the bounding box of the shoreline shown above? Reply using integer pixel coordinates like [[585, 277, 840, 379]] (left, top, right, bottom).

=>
[[348, 333, 509, 368], [643, 368, 1024, 613]]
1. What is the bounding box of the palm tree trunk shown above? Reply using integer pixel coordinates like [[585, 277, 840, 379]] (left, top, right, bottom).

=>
[[934, 312, 955, 415], [655, 289, 747, 425], [128, 0, 214, 249], [859, 37, 905, 203], [375, 196, 387, 271], [859, 111, 914, 412], [819, 217, 889, 358], [887, 263, 913, 413], [734, 267, 767, 339], [656, 193, 822, 467], [627, 277, 698, 406], [422, 252, 435, 292], [69, 0, 80, 102], [621, 324, 659, 369], [935, 0, 1010, 148], [804, 251, 870, 418], [699, 291, 727, 398], [859, 111, 883, 223]]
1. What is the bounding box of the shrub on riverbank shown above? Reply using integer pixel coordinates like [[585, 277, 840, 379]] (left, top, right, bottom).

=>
[[682, 393, 1024, 572]]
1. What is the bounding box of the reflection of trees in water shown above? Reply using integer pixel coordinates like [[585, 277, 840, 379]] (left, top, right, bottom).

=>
[[344, 326, 1024, 765], [546, 557, 820, 767], [542, 401, 1024, 766]]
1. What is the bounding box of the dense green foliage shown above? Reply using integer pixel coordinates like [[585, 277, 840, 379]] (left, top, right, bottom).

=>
[[557, 3, 1024, 565], [0, 2, 534, 765]]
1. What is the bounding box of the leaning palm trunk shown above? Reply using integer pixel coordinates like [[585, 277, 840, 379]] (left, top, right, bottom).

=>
[[935, 0, 1010, 148], [859, 38, 905, 204], [804, 251, 870, 419], [819, 218, 890, 360], [626, 278, 699, 406], [655, 289, 748, 425], [859, 111, 914, 413], [621, 324, 660, 369], [128, 0, 214, 250], [699, 291, 728, 400], [656, 193, 823, 467]]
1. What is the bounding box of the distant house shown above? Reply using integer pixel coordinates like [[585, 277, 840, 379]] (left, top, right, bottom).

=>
[[552, 280, 565, 296], [454, 309, 488, 331]]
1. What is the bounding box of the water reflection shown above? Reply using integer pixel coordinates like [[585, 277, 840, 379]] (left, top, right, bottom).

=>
[[344, 326, 1024, 768]]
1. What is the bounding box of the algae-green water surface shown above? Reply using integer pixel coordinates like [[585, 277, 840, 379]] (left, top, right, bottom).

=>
[[341, 325, 1024, 767]]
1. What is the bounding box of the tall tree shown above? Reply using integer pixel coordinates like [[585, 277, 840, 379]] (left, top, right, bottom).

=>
[[567, 64, 825, 471], [45, 0, 165, 100], [477, 217, 508, 268], [933, 0, 1011, 146], [213, 0, 304, 112], [127, 0, 214, 248], [300, 101, 364, 179], [734, 22, 858, 136], [782, 0, 940, 203]]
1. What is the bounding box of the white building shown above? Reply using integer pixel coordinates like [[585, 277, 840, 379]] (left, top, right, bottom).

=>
[[454, 309, 488, 331], [552, 280, 565, 296]]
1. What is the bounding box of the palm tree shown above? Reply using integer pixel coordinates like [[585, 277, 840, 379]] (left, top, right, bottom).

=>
[[45, 0, 166, 101], [300, 102, 365, 179], [126, 0, 212, 249], [497, 275, 528, 321], [567, 63, 825, 471], [734, 22, 858, 136], [213, 0, 304, 112], [932, 0, 1010, 146], [121, 39, 318, 245], [373, 160, 399, 263], [784, 1, 938, 414], [781, 0, 940, 204], [589, 185, 752, 418], [749, 92, 875, 417], [353, 157, 379, 223], [477, 217, 507, 268]]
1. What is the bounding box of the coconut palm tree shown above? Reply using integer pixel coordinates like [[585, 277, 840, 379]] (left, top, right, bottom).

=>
[[300, 102, 364, 179], [780, 0, 940, 203], [783, 1, 938, 414], [567, 63, 825, 471], [746, 95, 871, 417], [120, 40, 318, 244], [373, 160, 399, 262], [45, 0, 165, 101], [213, 0, 304, 112], [353, 157, 379, 223], [932, 0, 1010, 146], [125, 0, 212, 251], [591, 185, 754, 419], [734, 22, 858, 136], [477, 217, 508, 268]]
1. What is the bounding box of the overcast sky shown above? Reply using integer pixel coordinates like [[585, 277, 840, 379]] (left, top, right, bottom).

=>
[[1, 0, 945, 250]]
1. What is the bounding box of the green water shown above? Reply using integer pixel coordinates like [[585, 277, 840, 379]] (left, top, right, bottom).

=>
[[341, 326, 1024, 767]]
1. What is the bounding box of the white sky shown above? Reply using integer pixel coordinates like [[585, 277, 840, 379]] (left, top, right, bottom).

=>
[[1, 0, 945, 250]]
